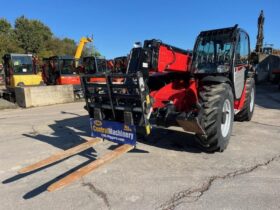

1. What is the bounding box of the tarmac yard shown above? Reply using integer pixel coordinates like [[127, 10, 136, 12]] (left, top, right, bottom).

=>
[[0, 84, 280, 210]]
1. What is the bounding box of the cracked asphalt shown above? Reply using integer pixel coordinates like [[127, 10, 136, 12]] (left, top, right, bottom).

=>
[[0, 84, 280, 210]]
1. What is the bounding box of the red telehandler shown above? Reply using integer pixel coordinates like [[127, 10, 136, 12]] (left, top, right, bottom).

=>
[[17, 25, 255, 192], [82, 25, 255, 152]]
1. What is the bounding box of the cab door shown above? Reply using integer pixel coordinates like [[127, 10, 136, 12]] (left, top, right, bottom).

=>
[[233, 31, 250, 99]]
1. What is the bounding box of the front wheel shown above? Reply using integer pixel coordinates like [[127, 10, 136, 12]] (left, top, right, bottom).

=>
[[197, 83, 234, 152]]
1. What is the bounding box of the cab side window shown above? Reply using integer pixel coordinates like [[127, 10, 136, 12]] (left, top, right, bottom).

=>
[[236, 32, 249, 65]]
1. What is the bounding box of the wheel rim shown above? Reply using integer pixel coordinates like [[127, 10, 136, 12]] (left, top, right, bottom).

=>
[[221, 99, 232, 138], [250, 88, 255, 112]]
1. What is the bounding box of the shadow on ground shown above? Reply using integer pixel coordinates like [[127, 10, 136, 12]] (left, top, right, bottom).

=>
[[22, 111, 202, 156], [256, 84, 280, 110], [2, 112, 100, 199], [2, 110, 202, 199], [139, 127, 201, 153]]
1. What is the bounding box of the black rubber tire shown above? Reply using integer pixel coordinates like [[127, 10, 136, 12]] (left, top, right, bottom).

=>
[[17, 82, 24, 87], [234, 78, 255, 122], [39, 81, 46, 86], [197, 83, 234, 152]]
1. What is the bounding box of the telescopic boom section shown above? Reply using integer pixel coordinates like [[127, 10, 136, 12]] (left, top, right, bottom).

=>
[[148, 41, 191, 72], [127, 39, 191, 74], [75, 37, 93, 60]]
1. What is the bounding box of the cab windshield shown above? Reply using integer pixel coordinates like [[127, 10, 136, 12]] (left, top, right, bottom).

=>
[[83, 57, 96, 74], [11, 55, 33, 74], [96, 59, 107, 72], [114, 58, 127, 73], [192, 33, 233, 73], [59, 59, 77, 75], [83, 58, 107, 74]]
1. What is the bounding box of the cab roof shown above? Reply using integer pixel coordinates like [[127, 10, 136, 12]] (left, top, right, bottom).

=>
[[43, 55, 74, 60], [3, 53, 33, 60], [199, 24, 239, 37]]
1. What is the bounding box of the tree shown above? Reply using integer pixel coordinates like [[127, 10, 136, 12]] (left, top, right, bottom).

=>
[[0, 34, 24, 58], [14, 16, 52, 53], [83, 43, 101, 57], [39, 37, 77, 58], [0, 18, 12, 34], [0, 16, 102, 60], [0, 18, 23, 59], [60, 38, 77, 55], [40, 37, 101, 58]]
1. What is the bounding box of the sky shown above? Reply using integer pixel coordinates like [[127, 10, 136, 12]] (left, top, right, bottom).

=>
[[0, 0, 279, 58]]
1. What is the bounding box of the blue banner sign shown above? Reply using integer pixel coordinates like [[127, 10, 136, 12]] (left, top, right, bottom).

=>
[[90, 119, 137, 146]]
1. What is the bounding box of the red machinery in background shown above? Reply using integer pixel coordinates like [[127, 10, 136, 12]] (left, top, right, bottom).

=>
[[42, 56, 80, 85], [79, 56, 129, 83], [42, 56, 82, 97]]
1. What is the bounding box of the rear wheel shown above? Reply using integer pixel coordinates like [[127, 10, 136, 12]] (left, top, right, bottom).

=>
[[234, 78, 255, 121], [197, 83, 234, 152], [39, 81, 45, 86], [17, 82, 24, 87]]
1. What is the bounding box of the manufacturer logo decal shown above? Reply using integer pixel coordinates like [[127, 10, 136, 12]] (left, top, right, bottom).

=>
[[124, 125, 132, 132], [94, 120, 102, 127]]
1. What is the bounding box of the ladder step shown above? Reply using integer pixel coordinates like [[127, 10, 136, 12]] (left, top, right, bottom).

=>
[[47, 144, 134, 192], [18, 138, 102, 174]]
